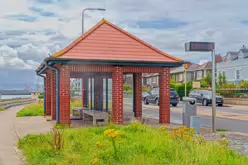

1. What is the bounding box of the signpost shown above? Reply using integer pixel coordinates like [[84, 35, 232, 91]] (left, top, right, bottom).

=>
[[185, 41, 216, 132], [184, 64, 189, 97]]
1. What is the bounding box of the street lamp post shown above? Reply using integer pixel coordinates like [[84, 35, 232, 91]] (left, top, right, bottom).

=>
[[82, 8, 106, 34], [211, 49, 216, 132]]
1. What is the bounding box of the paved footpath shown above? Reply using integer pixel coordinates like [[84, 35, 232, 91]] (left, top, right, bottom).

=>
[[0, 105, 52, 165]]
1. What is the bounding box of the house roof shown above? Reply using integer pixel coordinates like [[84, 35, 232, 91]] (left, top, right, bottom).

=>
[[195, 62, 211, 70], [50, 19, 183, 63], [222, 52, 238, 62], [215, 55, 223, 63], [170, 63, 200, 74], [195, 55, 222, 70]]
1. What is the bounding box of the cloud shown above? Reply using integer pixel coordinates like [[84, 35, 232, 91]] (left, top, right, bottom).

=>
[[1, 0, 248, 88]]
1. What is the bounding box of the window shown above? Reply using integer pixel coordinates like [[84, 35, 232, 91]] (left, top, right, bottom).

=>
[[235, 69, 241, 80], [152, 77, 157, 83], [197, 71, 202, 80], [178, 73, 183, 81]]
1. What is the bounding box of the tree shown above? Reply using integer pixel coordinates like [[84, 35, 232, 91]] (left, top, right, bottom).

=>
[[218, 73, 223, 86], [222, 74, 227, 85], [204, 72, 212, 87]]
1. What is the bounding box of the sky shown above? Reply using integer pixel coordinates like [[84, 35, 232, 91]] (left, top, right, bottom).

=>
[[1, 0, 248, 89]]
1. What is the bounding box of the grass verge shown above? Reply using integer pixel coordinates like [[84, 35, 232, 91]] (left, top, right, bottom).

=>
[[0, 108, 4, 112], [217, 128, 229, 132], [18, 124, 248, 165], [16, 102, 44, 117]]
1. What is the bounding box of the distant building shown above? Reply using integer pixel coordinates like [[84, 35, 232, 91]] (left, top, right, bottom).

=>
[[217, 45, 248, 85], [142, 55, 222, 86], [170, 63, 199, 83], [142, 73, 159, 87], [0, 90, 32, 100]]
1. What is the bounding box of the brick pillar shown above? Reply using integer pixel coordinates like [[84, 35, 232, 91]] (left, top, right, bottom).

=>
[[134, 73, 142, 119], [59, 67, 71, 125], [50, 70, 56, 120], [46, 71, 51, 115], [112, 66, 124, 124], [159, 68, 170, 123]]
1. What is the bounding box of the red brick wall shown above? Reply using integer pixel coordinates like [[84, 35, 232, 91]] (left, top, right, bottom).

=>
[[134, 73, 142, 119], [59, 66, 71, 125], [46, 71, 51, 115], [68, 65, 162, 73], [112, 66, 124, 124], [50, 70, 56, 120], [159, 68, 170, 123]]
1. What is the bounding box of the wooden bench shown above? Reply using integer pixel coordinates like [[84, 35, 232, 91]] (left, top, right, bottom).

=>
[[72, 107, 86, 120], [83, 109, 109, 126]]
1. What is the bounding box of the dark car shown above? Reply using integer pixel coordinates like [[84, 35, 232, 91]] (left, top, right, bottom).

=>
[[188, 90, 224, 106], [143, 88, 180, 106]]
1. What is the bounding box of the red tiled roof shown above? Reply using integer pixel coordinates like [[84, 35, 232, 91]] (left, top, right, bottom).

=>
[[215, 55, 222, 63], [51, 19, 183, 63]]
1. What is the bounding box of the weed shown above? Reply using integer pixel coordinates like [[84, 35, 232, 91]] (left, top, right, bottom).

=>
[[217, 128, 229, 132], [19, 125, 248, 165]]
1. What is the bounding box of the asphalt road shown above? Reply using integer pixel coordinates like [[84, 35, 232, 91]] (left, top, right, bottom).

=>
[[124, 98, 248, 133]]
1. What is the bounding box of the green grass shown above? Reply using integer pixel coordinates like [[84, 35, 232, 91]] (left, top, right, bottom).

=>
[[0, 108, 4, 112], [18, 124, 248, 165], [217, 128, 229, 132], [16, 102, 44, 117]]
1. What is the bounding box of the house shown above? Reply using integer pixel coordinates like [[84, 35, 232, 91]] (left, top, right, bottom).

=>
[[170, 63, 199, 83], [143, 55, 222, 86], [142, 73, 159, 87], [217, 45, 248, 85], [194, 55, 222, 81]]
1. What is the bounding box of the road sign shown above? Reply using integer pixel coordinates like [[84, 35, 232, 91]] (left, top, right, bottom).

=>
[[185, 41, 216, 133], [193, 82, 201, 88], [185, 42, 214, 52], [184, 63, 189, 69]]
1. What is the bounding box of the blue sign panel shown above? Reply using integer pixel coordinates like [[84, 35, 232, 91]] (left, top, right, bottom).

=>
[[185, 42, 215, 52]]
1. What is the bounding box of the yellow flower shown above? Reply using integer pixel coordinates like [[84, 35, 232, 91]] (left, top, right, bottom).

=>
[[104, 129, 122, 140], [160, 126, 167, 131], [91, 158, 100, 165]]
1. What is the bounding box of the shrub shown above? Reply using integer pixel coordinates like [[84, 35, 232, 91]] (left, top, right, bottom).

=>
[[238, 81, 248, 89], [17, 102, 44, 117], [174, 82, 193, 100], [124, 84, 132, 91]]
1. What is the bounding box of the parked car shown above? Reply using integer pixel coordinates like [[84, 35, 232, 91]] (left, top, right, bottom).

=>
[[143, 88, 180, 106], [188, 90, 224, 106], [142, 92, 150, 101]]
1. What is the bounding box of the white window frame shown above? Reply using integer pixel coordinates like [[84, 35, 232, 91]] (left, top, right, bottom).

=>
[[235, 69, 241, 80], [152, 76, 157, 83], [197, 71, 202, 80]]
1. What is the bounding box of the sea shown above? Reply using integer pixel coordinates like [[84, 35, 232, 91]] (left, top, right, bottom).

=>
[[0, 95, 32, 101]]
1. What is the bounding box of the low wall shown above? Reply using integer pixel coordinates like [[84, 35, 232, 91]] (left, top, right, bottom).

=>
[[224, 98, 248, 106], [0, 99, 37, 110]]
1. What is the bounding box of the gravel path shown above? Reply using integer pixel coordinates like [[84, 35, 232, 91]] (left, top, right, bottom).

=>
[[0, 105, 26, 165], [202, 132, 248, 157]]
